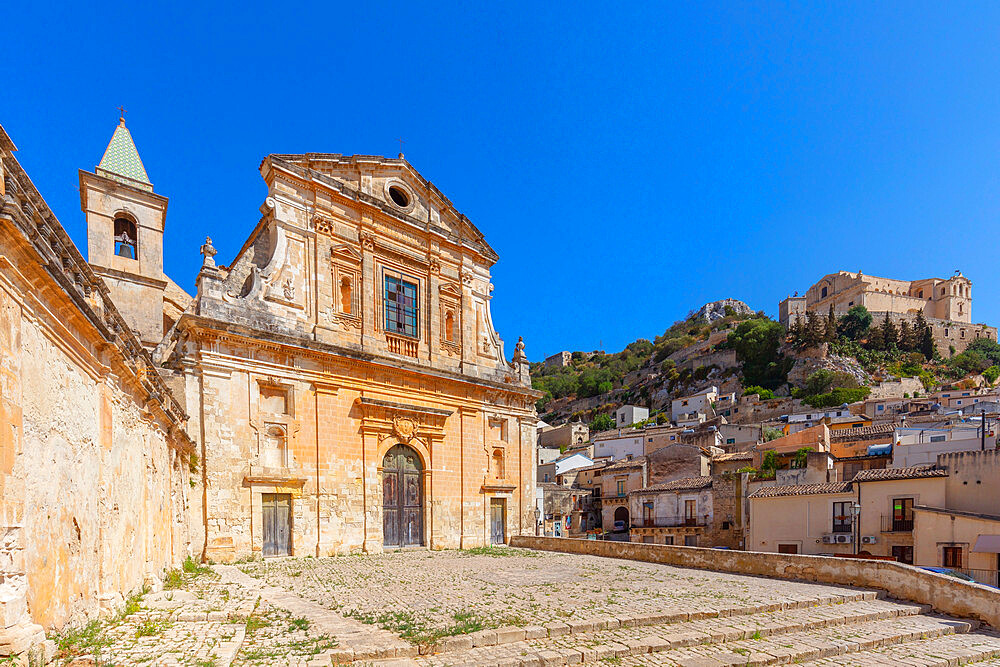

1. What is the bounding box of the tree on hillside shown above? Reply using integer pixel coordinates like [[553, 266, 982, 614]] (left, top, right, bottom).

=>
[[880, 312, 898, 350], [838, 305, 872, 341], [898, 320, 915, 352], [966, 338, 1000, 367], [825, 305, 838, 343], [804, 311, 824, 348], [589, 413, 614, 433], [727, 318, 793, 390], [919, 319, 937, 360]]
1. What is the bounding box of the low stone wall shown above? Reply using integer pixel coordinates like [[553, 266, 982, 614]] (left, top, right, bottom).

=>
[[509, 536, 1000, 629]]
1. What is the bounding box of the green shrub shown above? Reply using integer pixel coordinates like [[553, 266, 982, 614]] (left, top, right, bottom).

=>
[[801, 386, 871, 408]]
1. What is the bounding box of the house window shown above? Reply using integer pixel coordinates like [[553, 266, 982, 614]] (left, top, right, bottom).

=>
[[778, 543, 798, 554], [726, 438, 735, 445], [930, 435, 946, 442], [384, 275, 419, 337], [892, 498, 914, 532], [832, 501, 852, 533], [684, 499, 696, 526], [722, 521, 731, 530], [642, 501, 653, 525], [664, 535, 674, 545], [684, 535, 698, 547], [942, 546, 963, 568], [114, 216, 138, 259], [821, 286, 828, 298], [892, 545, 914, 564], [616, 480, 625, 497]]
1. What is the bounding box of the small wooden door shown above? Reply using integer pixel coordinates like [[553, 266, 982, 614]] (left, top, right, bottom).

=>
[[383, 445, 423, 548], [490, 498, 506, 545], [777, 543, 798, 554], [262, 493, 291, 557]]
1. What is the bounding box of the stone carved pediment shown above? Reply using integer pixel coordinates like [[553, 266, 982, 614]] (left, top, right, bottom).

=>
[[331, 244, 362, 263], [439, 282, 461, 298]]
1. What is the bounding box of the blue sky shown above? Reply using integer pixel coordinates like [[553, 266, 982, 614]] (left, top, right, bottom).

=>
[[3, 3, 1000, 359]]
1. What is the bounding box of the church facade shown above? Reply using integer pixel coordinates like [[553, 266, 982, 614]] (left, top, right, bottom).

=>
[[161, 152, 540, 558]]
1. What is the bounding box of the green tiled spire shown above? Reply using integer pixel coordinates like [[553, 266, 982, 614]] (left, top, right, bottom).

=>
[[96, 118, 153, 192]]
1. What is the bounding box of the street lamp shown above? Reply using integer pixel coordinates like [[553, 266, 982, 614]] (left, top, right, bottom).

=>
[[534, 508, 542, 536]]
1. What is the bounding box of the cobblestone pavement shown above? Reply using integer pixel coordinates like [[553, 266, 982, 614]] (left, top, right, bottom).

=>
[[44, 548, 1000, 666]]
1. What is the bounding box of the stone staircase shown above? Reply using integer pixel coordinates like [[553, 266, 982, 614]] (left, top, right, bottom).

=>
[[354, 591, 1000, 667]]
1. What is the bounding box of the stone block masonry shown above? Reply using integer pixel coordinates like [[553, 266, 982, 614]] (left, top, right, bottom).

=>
[[510, 535, 1000, 631]]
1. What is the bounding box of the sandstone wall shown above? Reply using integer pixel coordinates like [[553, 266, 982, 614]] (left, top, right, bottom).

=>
[[1, 140, 195, 657]]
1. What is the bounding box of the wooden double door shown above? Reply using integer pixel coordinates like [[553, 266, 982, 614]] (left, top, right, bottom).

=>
[[262, 493, 292, 557], [383, 445, 424, 548]]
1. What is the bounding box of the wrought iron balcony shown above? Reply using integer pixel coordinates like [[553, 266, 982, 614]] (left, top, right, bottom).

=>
[[881, 514, 914, 532]]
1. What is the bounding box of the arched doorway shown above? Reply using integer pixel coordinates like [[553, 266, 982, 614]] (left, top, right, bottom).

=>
[[614, 506, 630, 530], [382, 444, 423, 547]]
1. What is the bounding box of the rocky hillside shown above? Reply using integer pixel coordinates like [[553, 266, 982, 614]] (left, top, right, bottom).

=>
[[532, 300, 999, 428]]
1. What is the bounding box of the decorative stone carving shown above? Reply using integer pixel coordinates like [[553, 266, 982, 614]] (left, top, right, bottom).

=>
[[360, 232, 375, 251], [461, 269, 473, 285], [200, 236, 217, 269], [392, 415, 417, 443]]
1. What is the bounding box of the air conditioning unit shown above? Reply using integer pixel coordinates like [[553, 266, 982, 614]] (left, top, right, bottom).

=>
[[861, 535, 878, 545], [835, 534, 853, 544], [821, 534, 836, 544]]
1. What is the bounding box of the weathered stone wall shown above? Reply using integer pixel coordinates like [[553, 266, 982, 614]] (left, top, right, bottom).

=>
[[509, 535, 1000, 629], [0, 135, 194, 659]]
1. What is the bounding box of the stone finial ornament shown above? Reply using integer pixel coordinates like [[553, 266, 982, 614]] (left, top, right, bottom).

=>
[[200, 236, 217, 269], [513, 336, 527, 363]]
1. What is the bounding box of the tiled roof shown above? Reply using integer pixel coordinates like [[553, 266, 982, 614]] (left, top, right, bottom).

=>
[[97, 119, 152, 191], [602, 457, 645, 472], [633, 477, 712, 494], [830, 423, 896, 441], [851, 467, 948, 482], [714, 451, 753, 462], [748, 482, 853, 499]]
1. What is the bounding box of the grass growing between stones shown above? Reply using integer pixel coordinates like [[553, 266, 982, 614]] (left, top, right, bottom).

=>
[[51, 620, 112, 661], [459, 546, 542, 557], [344, 608, 492, 647]]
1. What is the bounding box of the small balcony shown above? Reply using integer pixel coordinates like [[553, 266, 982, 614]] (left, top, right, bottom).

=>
[[881, 514, 914, 533]]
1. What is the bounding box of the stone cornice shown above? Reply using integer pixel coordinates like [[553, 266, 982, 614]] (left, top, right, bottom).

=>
[[177, 313, 542, 403]]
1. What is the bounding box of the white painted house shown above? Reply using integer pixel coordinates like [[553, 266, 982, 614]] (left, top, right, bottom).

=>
[[616, 405, 649, 428]]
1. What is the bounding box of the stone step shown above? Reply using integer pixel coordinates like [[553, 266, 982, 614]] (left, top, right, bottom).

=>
[[608, 615, 978, 667], [799, 629, 1000, 665], [426, 590, 882, 656], [376, 600, 943, 666]]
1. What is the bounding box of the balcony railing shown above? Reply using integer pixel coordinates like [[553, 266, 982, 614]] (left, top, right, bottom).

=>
[[632, 518, 706, 528], [386, 333, 419, 358], [881, 515, 914, 533]]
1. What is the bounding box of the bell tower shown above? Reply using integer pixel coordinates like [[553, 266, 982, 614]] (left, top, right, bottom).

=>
[[80, 115, 170, 348]]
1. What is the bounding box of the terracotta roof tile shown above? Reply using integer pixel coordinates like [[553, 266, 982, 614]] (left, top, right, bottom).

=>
[[830, 423, 896, 441], [632, 477, 712, 494], [714, 451, 753, 462], [851, 467, 948, 482], [748, 482, 853, 499]]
